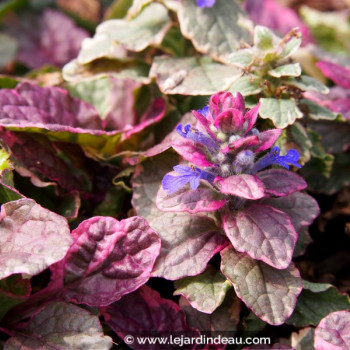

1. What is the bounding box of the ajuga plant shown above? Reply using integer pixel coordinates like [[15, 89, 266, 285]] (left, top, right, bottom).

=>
[[153, 90, 320, 325]]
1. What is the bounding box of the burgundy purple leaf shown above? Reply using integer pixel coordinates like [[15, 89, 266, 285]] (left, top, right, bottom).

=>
[[4, 302, 112, 349], [261, 192, 320, 232], [5, 9, 89, 69], [50, 216, 161, 306], [0, 198, 72, 280], [214, 174, 265, 200], [0, 130, 83, 193], [314, 311, 350, 350], [221, 247, 303, 325], [101, 285, 198, 350], [317, 61, 350, 89], [156, 180, 226, 214], [223, 203, 297, 269], [151, 212, 228, 280], [257, 169, 307, 197]]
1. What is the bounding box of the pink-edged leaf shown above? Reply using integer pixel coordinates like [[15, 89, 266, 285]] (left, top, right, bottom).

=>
[[244, 102, 260, 133], [0, 198, 72, 280], [221, 247, 303, 325], [253, 129, 283, 152], [213, 109, 244, 133], [172, 139, 215, 167], [4, 302, 112, 349], [223, 203, 297, 269], [0, 83, 125, 155], [151, 212, 228, 280], [221, 135, 260, 153], [317, 61, 350, 89], [123, 98, 166, 140], [0, 130, 83, 192], [244, 0, 314, 45], [50, 216, 161, 306], [156, 180, 226, 214], [5, 9, 89, 69], [314, 311, 350, 350], [304, 87, 350, 120], [215, 174, 265, 200], [261, 192, 320, 231], [174, 265, 231, 314], [179, 289, 241, 333], [257, 169, 307, 197], [131, 152, 228, 280], [0, 82, 101, 130], [101, 285, 198, 350]]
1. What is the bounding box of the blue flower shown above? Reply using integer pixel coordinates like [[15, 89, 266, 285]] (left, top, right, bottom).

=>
[[197, 0, 216, 7], [253, 146, 301, 172], [176, 124, 219, 152], [197, 105, 210, 118], [162, 165, 215, 194]]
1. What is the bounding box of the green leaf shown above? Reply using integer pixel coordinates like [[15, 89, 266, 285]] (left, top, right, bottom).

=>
[[77, 2, 171, 64], [177, 0, 253, 63], [0, 76, 19, 89], [300, 99, 337, 121], [104, 0, 133, 19], [284, 76, 329, 94], [229, 74, 262, 96], [259, 98, 303, 128], [63, 58, 150, 84], [67, 77, 113, 119], [221, 247, 302, 325], [280, 35, 302, 60], [0, 275, 30, 321], [0, 0, 26, 22], [174, 266, 231, 314], [0, 34, 17, 69], [268, 63, 301, 78], [226, 48, 255, 68], [160, 26, 186, 57], [150, 56, 242, 95], [287, 281, 350, 326], [254, 25, 274, 51], [66, 76, 140, 120]]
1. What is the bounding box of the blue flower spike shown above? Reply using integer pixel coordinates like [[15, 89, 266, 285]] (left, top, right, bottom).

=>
[[162, 165, 215, 194], [253, 146, 301, 172], [176, 124, 219, 152]]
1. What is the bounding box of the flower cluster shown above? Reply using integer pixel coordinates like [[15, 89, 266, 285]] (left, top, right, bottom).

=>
[[161, 91, 301, 197]]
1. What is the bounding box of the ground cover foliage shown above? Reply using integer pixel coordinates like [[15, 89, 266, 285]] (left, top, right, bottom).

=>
[[0, 0, 349, 349]]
